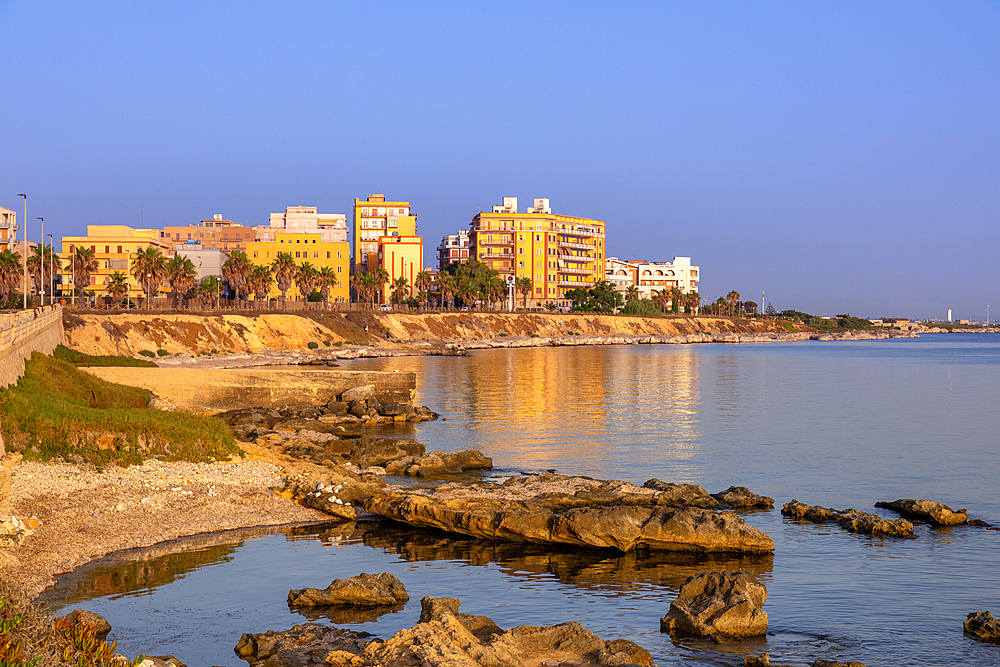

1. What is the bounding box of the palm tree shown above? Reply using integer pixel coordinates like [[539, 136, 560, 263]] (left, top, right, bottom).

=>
[[669, 287, 684, 314], [624, 285, 639, 304], [221, 250, 253, 304], [371, 267, 390, 305], [390, 275, 410, 304], [485, 276, 506, 309], [350, 272, 367, 306], [249, 264, 274, 307], [515, 276, 533, 309], [106, 271, 130, 307], [296, 262, 320, 304], [652, 288, 671, 313], [131, 247, 167, 308], [437, 273, 456, 309], [318, 266, 339, 308], [684, 290, 701, 315], [271, 252, 297, 306], [726, 290, 741, 317], [69, 247, 99, 302], [165, 255, 197, 308], [0, 249, 22, 304], [414, 271, 433, 298], [198, 276, 222, 309], [26, 243, 55, 301]]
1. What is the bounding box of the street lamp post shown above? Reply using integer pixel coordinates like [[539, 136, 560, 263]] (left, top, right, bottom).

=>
[[36, 217, 44, 305], [47, 233, 53, 306], [17, 194, 26, 308]]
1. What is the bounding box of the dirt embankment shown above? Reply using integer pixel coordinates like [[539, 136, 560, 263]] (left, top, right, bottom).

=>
[[62, 310, 803, 357]]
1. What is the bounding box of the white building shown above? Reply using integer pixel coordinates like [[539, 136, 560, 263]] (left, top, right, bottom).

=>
[[0, 207, 16, 250], [605, 256, 700, 300], [437, 229, 470, 269], [174, 243, 225, 281], [258, 206, 349, 243]]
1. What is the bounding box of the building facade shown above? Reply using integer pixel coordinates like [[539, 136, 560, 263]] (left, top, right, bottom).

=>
[[60, 226, 172, 300], [174, 243, 225, 282], [376, 235, 424, 303], [245, 230, 350, 302], [160, 214, 254, 252], [0, 207, 15, 250], [605, 257, 700, 301], [469, 197, 606, 305], [260, 206, 349, 243], [353, 195, 417, 272], [437, 230, 470, 269]]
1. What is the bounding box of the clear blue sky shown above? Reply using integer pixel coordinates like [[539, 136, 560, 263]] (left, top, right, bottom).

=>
[[1, 1, 997, 319]]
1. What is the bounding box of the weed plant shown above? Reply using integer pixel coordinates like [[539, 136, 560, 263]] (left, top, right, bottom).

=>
[[0, 353, 240, 468], [51, 346, 156, 369]]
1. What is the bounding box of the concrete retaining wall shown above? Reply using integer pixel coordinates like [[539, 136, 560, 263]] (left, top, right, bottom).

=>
[[0, 306, 66, 388], [79, 367, 416, 412]]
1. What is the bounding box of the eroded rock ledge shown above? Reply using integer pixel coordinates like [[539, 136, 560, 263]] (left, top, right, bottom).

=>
[[874, 498, 968, 526], [781, 500, 915, 538]]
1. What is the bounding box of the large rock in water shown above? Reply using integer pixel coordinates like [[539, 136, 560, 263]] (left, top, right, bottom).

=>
[[383, 449, 493, 477], [287, 573, 409, 608], [782, 500, 915, 538], [964, 611, 1000, 641], [235, 624, 374, 667], [660, 569, 768, 638], [874, 499, 968, 526], [362, 488, 774, 553]]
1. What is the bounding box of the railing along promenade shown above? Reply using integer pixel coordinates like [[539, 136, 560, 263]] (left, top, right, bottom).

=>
[[0, 305, 65, 388]]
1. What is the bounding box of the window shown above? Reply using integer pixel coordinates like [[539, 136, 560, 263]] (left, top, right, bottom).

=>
[[337, 251, 342, 259], [337, 266, 342, 273], [90, 245, 96, 252], [326, 251, 330, 259], [313, 251, 319, 258], [253, 252, 258, 258], [519, 248, 524, 255], [295, 251, 300, 258], [117, 246, 122, 253]]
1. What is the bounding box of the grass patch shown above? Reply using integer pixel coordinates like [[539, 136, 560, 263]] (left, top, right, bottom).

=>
[[0, 352, 241, 468], [52, 345, 157, 368], [138, 350, 156, 358]]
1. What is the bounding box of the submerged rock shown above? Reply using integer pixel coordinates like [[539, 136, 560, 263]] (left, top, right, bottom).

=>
[[874, 499, 968, 526], [964, 611, 1000, 641], [383, 449, 493, 477], [711, 486, 775, 509], [287, 573, 409, 608], [235, 623, 374, 667], [660, 569, 768, 638], [782, 500, 915, 538]]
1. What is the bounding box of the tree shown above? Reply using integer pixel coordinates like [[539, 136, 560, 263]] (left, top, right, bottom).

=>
[[318, 266, 339, 308], [669, 287, 684, 314], [296, 262, 320, 304], [165, 255, 197, 308], [684, 290, 701, 315], [249, 264, 274, 307], [271, 252, 297, 305], [221, 250, 253, 304], [106, 271, 130, 306], [69, 247, 98, 301], [485, 275, 506, 309], [414, 270, 433, 296], [567, 280, 623, 313], [370, 267, 390, 305], [652, 288, 671, 312], [437, 273, 456, 309], [515, 276, 533, 308], [26, 243, 55, 301], [390, 276, 410, 304], [624, 285, 639, 304], [198, 275, 222, 309], [726, 290, 741, 317], [0, 248, 23, 304], [131, 247, 167, 307]]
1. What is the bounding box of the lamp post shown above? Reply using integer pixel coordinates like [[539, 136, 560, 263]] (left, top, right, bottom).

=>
[[47, 233, 53, 306], [17, 194, 26, 308], [36, 217, 44, 305]]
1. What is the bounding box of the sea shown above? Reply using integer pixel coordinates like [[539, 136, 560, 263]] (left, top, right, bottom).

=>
[[39, 334, 1000, 666]]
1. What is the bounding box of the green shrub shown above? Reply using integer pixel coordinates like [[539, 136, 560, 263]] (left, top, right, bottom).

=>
[[138, 350, 156, 358], [52, 345, 156, 368], [323, 340, 331, 347], [210, 349, 218, 354], [307, 341, 319, 349], [156, 349, 168, 357], [333, 341, 343, 346]]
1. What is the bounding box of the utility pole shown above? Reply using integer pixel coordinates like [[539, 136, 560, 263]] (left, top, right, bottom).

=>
[[37, 217, 44, 305], [17, 194, 26, 308]]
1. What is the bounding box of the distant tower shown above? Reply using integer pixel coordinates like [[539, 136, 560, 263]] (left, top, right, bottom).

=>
[[947, 309, 952, 323]]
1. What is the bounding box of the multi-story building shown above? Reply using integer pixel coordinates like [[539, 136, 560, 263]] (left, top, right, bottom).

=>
[[245, 230, 350, 303], [0, 207, 16, 250], [376, 235, 424, 303], [174, 243, 225, 282], [605, 257, 699, 302], [259, 206, 349, 243], [160, 214, 255, 252], [437, 230, 470, 269], [469, 197, 606, 306], [353, 195, 417, 272], [60, 226, 172, 300]]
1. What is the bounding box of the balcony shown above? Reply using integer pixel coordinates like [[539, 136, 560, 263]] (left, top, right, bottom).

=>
[[557, 240, 594, 250], [106, 259, 128, 270], [479, 251, 514, 259], [558, 279, 596, 288], [558, 266, 592, 275], [558, 253, 592, 262], [558, 227, 604, 239]]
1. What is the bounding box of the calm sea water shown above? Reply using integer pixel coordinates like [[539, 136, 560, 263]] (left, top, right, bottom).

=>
[[41, 335, 1000, 666]]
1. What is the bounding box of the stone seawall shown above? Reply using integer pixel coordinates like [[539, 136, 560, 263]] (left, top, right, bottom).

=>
[[79, 367, 416, 412], [0, 306, 65, 388]]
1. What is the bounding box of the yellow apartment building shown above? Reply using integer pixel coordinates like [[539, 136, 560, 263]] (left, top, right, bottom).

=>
[[353, 194, 417, 272], [470, 197, 606, 306], [160, 214, 255, 252], [246, 230, 350, 302], [376, 235, 424, 303], [59, 226, 172, 300]]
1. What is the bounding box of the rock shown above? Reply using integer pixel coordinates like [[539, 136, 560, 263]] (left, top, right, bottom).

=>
[[340, 385, 376, 403], [234, 623, 374, 667], [60, 609, 113, 639], [383, 449, 493, 477], [811, 661, 868, 667], [325, 401, 349, 415], [298, 408, 322, 420], [745, 654, 771, 666], [642, 479, 719, 507], [347, 401, 368, 418], [362, 486, 774, 553], [145, 656, 187, 667], [349, 438, 425, 468], [782, 500, 915, 538], [378, 402, 408, 417], [660, 569, 768, 638], [712, 486, 775, 509], [287, 573, 409, 608], [964, 611, 1000, 641], [874, 499, 968, 526]]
